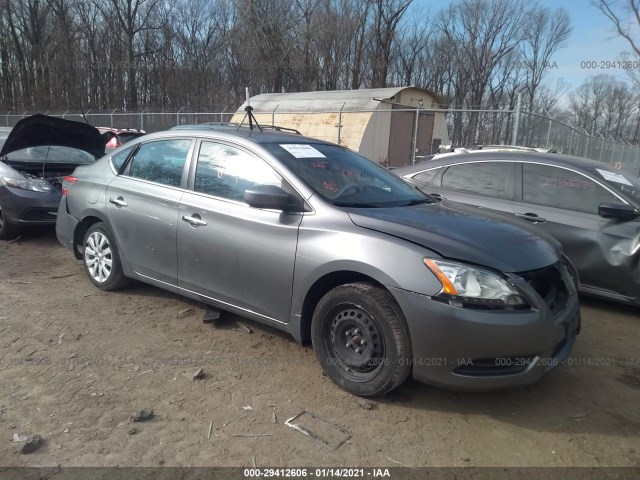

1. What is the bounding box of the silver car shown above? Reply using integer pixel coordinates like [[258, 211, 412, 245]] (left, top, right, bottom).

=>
[[56, 126, 580, 396]]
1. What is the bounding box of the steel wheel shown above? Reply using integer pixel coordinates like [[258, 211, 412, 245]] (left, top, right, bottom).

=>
[[84, 231, 113, 283], [325, 304, 386, 382], [312, 282, 412, 397]]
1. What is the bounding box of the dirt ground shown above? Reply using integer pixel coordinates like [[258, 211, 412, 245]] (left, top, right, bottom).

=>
[[1, 227, 639, 468]]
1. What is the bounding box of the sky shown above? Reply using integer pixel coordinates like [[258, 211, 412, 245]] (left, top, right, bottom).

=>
[[410, 0, 637, 92]]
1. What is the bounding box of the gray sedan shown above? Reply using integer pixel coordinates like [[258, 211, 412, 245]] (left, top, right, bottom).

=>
[[393, 151, 640, 306], [56, 127, 580, 396]]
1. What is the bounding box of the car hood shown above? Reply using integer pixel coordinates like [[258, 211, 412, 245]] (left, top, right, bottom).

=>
[[0, 114, 111, 159], [346, 200, 561, 273]]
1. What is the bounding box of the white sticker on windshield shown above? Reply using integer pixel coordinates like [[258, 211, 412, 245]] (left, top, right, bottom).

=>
[[596, 168, 633, 186], [280, 144, 325, 158]]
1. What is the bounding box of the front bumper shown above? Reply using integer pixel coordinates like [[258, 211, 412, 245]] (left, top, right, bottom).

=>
[[389, 267, 580, 391], [0, 185, 61, 226]]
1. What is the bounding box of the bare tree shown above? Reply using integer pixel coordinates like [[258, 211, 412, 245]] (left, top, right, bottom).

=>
[[521, 6, 571, 113], [593, 0, 640, 56], [96, 0, 165, 109], [368, 0, 412, 88]]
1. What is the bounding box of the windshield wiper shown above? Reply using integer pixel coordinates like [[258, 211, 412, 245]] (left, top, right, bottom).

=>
[[333, 202, 380, 208], [402, 198, 433, 206]]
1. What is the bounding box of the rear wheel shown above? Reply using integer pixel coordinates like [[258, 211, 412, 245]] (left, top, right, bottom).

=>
[[311, 283, 412, 397], [0, 201, 19, 240], [82, 223, 130, 290]]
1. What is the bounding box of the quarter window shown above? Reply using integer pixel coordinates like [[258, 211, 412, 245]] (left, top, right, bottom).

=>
[[194, 142, 282, 203], [411, 168, 440, 185], [127, 139, 191, 187], [110, 144, 136, 173], [522, 163, 617, 214], [441, 162, 509, 198]]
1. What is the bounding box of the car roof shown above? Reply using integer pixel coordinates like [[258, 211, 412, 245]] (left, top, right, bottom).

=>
[[393, 150, 623, 176], [165, 124, 329, 145]]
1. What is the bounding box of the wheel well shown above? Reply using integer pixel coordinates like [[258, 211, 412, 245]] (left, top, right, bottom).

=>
[[73, 216, 102, 259], [299, 271, 386, 343]]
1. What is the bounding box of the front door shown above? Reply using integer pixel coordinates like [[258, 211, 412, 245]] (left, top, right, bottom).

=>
[[177, 140, 302, 322]]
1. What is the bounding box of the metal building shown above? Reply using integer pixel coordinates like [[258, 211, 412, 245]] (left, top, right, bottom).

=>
[[232, 87, 449, 166]]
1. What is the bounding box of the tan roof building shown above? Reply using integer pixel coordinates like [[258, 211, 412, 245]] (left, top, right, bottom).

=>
[[232, 87, 449, 167]]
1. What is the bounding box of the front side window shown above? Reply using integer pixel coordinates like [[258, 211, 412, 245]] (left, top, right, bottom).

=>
[[589, 167, 640, 206], [127, 139, 191, 187], [522, 163, 617, 214], [194, 141, 282, 202], [262, 142, 428, 208], [441, 162, 509, 198]]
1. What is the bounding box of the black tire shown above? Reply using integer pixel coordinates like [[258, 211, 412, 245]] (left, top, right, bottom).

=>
[[0, 200, 19, 240], [82, 222, 130, 291], [311, 282, 412, 397]]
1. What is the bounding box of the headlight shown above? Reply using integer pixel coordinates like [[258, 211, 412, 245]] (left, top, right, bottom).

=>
[[1, 176, 52, 192], [424, 258, 527, 309]]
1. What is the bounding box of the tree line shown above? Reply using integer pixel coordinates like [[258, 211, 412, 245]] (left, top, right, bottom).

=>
[[0, 0, 638, 143]]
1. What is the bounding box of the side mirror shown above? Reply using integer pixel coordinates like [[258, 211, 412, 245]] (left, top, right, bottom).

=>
[[428, 192, 443, 201], [598, 202, 640, 220], [244, 184, 291, 211]]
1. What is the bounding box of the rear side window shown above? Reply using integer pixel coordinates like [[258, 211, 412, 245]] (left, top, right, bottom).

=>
[[110, 145, 136, 173], [194, 141, 282, 202], [522, 163, 617, 214], [127, 139, 191, 187], [441, 162, 509, 198]]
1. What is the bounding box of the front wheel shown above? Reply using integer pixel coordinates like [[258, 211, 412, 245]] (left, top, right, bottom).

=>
[[0, 200, 19, 240], [82, 223, 130, 290], [311, 283, 412, 397]]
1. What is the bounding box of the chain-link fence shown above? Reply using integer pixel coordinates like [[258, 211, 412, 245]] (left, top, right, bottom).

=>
[[515, 111, 640, 175], [3, 106, 639, 175]]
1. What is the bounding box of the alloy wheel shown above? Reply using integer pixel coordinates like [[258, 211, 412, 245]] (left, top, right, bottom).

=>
[[84, 231, 113, 283]]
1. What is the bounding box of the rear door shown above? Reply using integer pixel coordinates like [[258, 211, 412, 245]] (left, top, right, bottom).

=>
[[177, 140, 302, 322], [106, 138, 193, 284]]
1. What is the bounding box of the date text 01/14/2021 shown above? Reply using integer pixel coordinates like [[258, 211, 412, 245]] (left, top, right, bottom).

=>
[[243, 468, 391, 478]]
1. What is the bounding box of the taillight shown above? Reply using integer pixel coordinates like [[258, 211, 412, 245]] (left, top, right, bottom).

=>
[[106, 137, 118, 148], [62, 176, 77, 196]]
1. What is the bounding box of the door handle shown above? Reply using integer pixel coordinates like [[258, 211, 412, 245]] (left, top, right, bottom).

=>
[[182, 215, 207, 227], [515, 212, 547, 224], [109, 197, 128, 207]]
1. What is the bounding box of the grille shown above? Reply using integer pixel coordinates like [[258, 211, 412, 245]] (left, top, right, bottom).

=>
[[518, 262, 568, 314], [22, 208, 57, 221]]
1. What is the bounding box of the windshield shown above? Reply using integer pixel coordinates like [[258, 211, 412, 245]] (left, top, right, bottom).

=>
[[3, 145, 95, 164], [263, 142, 429, 208], [591, 167, 640, 205]]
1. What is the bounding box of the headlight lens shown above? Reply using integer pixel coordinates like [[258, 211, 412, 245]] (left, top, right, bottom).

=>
[[1, 176, 52, 192], [424, 258, 527, 308]]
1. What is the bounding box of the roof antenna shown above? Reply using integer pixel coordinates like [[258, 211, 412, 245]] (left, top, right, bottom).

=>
[[237, 87, 262, 132], [80, 106, 91, 125]]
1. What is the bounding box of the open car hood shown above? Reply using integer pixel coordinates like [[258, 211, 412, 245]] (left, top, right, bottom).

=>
[[0, 114, 112, 159]]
